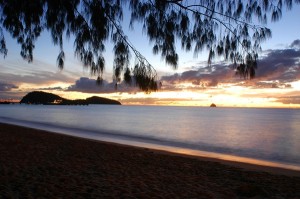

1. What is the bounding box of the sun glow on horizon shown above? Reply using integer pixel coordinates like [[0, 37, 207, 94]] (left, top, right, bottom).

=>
[[58, 88, 300, 108], [10, 73, 300, 109]]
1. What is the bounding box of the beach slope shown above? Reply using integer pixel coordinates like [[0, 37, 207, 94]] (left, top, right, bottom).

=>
[[0, 123, 299, 198]]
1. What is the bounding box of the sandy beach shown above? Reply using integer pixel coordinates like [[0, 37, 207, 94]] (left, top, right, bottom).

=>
[[1, 123, 300, 198]]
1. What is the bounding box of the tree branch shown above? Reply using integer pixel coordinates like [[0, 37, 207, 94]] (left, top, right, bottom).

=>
[[172, 1, 250, 54], [104, 5, 157, 77]]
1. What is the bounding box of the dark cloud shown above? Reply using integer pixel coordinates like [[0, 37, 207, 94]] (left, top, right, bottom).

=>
[[38, 86, 64, 91], [0, 91, 27, 101], [67, 77, 138, 93], [254, 82, 292, 89], [255, 48, 300, 82], [161, 63, 237, 90], [276, 96, 300, 105], [237, 47, 300, 88], [0, 71, 75, 86], [237, 80, 293, 89], [0, 82, 18, 91], [290, 39, 300, 49], [161, 41, 300, 90]]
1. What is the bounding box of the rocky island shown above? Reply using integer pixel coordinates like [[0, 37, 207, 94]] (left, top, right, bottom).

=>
[[210, 103, 217, 107], [20, 91, 121, 105]]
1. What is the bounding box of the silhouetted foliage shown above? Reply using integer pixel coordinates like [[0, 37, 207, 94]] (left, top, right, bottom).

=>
[[0, 0, 299, 92]]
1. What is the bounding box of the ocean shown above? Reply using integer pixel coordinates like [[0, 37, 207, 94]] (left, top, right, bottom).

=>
[[1, 104, 300, 170]]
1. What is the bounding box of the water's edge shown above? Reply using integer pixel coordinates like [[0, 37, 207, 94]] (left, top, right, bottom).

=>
[[2, 117, 300, 172]]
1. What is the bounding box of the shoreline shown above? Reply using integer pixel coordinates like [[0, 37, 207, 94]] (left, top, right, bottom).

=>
[[1, 122, 300, 198], [1, 122, 300, 176], [2, 119, 300, 175]]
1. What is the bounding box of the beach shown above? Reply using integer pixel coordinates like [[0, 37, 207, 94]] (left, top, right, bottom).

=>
[[1, 123, 300, 198]]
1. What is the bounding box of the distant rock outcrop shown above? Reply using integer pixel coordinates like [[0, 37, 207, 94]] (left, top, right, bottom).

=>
[[20, 91, 63, 104], [210, 103, 217, 107], [86, 96, 121, 105], [20, 91, 121, 105]]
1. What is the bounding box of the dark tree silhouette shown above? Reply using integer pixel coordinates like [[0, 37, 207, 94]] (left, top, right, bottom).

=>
[[0, 0, 299, 92]]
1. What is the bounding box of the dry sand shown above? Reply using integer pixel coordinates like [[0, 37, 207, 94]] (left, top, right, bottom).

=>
[[0, 123, 300, 198]]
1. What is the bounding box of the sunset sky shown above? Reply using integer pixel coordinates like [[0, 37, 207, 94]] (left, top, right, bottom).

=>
[[1, 5, 300, 108]]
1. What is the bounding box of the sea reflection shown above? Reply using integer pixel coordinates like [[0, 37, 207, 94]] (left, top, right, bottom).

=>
[[0, 105, 300, 169]]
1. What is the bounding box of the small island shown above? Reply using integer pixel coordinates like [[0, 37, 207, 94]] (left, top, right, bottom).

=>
[[210, 103, 217, 107], [20, 91, 121, 105]]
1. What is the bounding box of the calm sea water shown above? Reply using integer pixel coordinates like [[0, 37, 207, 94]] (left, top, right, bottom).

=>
[[1, 104, 300, 170]]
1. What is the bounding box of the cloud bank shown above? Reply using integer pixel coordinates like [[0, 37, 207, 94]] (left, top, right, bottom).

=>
[[161, 63, 236, 90], [290, 39, 300, 49], [67, 40, 300, 95], [67, 77, 139, 93], [0, 82, 18, 91], [161, 40, 300, 90]]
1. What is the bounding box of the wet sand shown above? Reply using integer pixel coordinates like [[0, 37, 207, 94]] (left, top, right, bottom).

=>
[[1, 123, 300, 198]]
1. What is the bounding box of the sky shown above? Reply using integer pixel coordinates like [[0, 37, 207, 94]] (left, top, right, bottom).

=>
[[1, 4, 300, 108]]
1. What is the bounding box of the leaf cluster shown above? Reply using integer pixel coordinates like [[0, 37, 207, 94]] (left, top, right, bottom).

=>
[[0, 0, 299, 92], [130, 0, 299, 79]]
